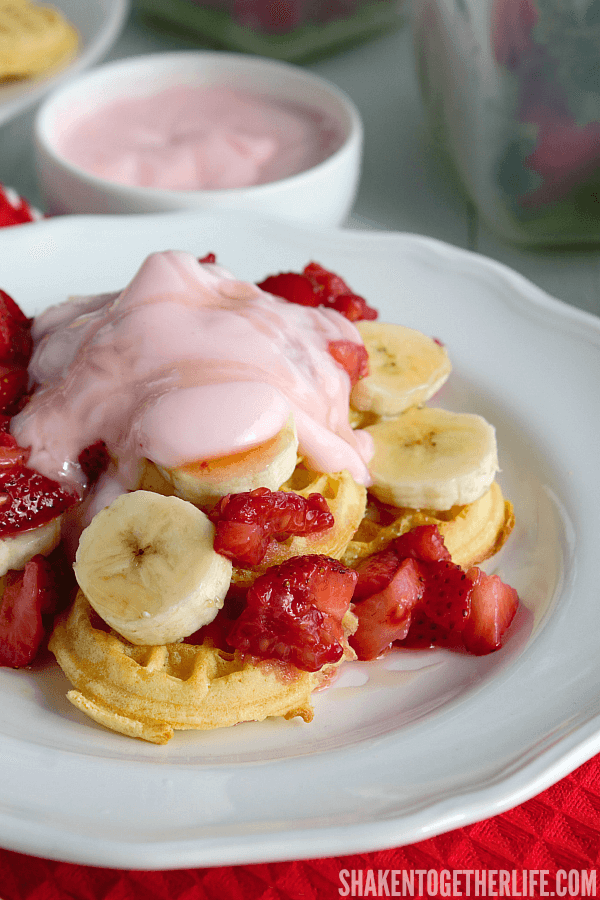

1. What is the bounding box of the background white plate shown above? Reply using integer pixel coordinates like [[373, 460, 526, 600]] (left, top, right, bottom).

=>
[[0, 0, 129, 127], [0, 211, 598, 870]]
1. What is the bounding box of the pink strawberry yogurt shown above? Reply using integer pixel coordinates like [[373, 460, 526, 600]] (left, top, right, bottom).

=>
[[55, 85, 343, 190], [10, 251, 373, 497]]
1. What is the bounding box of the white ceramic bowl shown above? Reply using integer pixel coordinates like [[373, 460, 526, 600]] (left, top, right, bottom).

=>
[[34, 51, 363, 226]]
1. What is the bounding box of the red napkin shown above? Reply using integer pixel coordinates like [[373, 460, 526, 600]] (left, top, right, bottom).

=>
[[0, 185, 42, 227], [1, 752, 599, 900]]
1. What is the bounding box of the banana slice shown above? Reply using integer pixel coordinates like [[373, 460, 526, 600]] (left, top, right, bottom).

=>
[[0, 516, 62, 578], [350, 321, 452, 417], [74, 491, 232, 646], [155, 415, 298, 510], [365, 406, 499, 510]]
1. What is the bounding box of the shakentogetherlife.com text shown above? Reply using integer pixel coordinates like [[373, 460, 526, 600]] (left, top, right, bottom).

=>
[[338, 868, 597, 897]]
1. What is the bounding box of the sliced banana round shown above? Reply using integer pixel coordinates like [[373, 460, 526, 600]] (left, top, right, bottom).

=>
[[74, 491, 232, 646], [350, 321, 452, 417], [365, 406, 499, 510], [0, 516, 62, 578], [155, 415, 298, 510]]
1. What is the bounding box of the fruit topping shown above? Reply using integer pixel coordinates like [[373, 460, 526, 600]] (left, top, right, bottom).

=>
[[392, 524, 452, 564], [0, 551, 71, 668], [327, 340, 369, 387], [461, 567, 519, 655], [227, 554, 357, 671], [258, 262, 378, 321], [0, 185, 41, 229], [78, 440, 111, 486], [0, 465, 76, 538], [350, 558, 424, 660], [199, 252, 216, 264], [209, 487, 334, 567], [350, 525, 519, 658]]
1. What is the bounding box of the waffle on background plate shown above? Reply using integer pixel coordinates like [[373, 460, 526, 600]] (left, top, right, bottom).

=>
[[0, 0, 78, 81]]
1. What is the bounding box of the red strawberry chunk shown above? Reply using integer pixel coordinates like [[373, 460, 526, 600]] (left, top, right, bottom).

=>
[[0, 430, 28, 469], [0, 289, 32, 364], [350, 558, 424, 660], [461, 567, 519, 655], [199, 252, 216, 264], [327, 340, 369, 387], [303, 262, 378, 320], [0, 185, 41, 228], [209, 487, 334, 567], [353, 547, 400, 601], [258, 272, 318, 307], [0, 466, 77, 537], [78, 440, 110, 486], [0, 365, 28, 414], [0, 555, 59, 667], [393, 524, 452, 564], [401, 609, 457, 649], [227, 554, 357, 671], [419, 559, 472, 631]]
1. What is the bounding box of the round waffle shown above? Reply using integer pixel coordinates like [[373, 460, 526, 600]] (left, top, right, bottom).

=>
[[341, 480, 514, 570], [0, 0, 78, 81], [49, 590, 349, 744]]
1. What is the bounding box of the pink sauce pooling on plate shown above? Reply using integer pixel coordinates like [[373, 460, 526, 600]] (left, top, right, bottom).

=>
[[55, 85, 344, 190], [10, 251, 373, 498]]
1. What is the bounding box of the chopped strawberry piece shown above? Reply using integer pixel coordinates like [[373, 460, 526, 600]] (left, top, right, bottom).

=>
[[78, 440, 110, 486], [303, 262, 378, 320], [393, 524, 452, 564], [227, 554, 357, 671], [419, 559, 472, 631], [0, 365, 28, 414], [0, 466, 77, 537], [209, 487, 334, 567], [0, 556, 57, 667], [0, 185, 41, 228], [258, 272, 318, 307], [327, 339, 369, 386], [0, 289, 32, 364], [0, 430, 28, 469], [461, 567, 519, 655], [350, 558, 424, 660], [212, 520, 271, 567], [258, 263, 378, 321], [353, 547, 401, 601], [199, 252, 216, 264], [329, 292, 378, 322], [402, 609, 457, 649]]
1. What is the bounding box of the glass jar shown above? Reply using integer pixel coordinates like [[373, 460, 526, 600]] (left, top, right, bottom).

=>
[[137, 0, 405, 62], [413, 0, 600, 245]]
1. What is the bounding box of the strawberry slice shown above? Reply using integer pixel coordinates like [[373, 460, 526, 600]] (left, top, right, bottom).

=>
[[209, 487, 334, 567], [78, 440, 110, 486], [0, 365, 28, 414], [350, 558, 424, 660], [419, 559, 472, 631], [0, 555, 58, 667], [258, 272, 318, 307], [353, 547, 401, 601], [0, 430, 28, 469], [402, 609, 457, 649], [461, 567, 519, 655], [327, 340, 369, 386], [0, 466, 77, 537], [393, 524, 452, 563], [227, 554, 357, 671], [0, 289, 33, 364], [0, 185, 42, 228]]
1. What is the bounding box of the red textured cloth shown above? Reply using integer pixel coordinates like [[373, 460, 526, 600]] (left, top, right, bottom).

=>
[[1, 753, 600, 900]]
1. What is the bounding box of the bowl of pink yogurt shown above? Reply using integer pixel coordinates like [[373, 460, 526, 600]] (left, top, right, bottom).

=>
[[34, 51, 363, 225]]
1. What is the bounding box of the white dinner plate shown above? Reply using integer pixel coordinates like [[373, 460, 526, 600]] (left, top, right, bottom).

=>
[[0, 210, 598, 870], [0, 0, 129, 127]]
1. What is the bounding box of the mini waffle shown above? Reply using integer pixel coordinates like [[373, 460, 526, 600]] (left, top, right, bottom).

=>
[[49, 591, 357, 744], [0, 0, 78, 81]]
